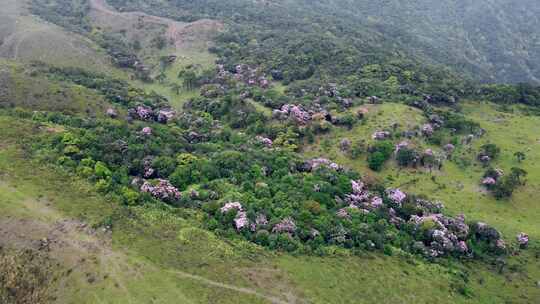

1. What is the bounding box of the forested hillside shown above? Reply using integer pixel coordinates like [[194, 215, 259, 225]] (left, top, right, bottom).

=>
[[106, 0, 540, 84], [1, 0, 539, 303]]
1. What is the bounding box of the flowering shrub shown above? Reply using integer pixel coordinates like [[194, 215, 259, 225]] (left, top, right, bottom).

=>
[[273, 104, 311, 124], [386, 188, 406, 205], [409, 213, 471, 257], [140, 179, 181, 202], [136, 106, 153, 120], [444, 143, 455, 154], [396, 145, 420, 167], [516, 232, 529, 248], [372, 131, 391, 140], [481, 167, 527, 198], [421, 123, 434, 136], [272, 217, 297, 233], [482, 177, 496, 186], [395, 141, 409, 153], [306, 158, 341, 171], [234, 212, 249, 230], [220, 202, 243, 213], [157, 109, 175, 123], [106, 108, 118, 118], [255, 136, 273, 148]]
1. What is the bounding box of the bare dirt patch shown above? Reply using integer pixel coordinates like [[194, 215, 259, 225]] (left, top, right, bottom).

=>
[[88, 0, 223, 51], [0, 247, 57, 304], [240, 267, 307, 304]]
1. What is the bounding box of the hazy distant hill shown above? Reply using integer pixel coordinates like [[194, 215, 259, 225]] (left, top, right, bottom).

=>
[[107, 0, 540, 84], [308, 0, 540, 84]]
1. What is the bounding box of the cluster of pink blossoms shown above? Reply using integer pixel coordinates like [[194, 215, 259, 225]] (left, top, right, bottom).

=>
[[307, 158, 341, 171], [272, 217, 297, 233], [473, 222, 507, 251], [342, 180, 381, 213], [372, 130, 391, 140], [234, 212, 249, 230], [255, 136, 273, 148], [386, 188, 406, 206], [336, 208, 351, 219], [141, 127, 152, 136], [220, 202, 243, 213], [140, 179, 181, 201], [395, 141, 409, 153], [142, 156, 154, 178], [228, 64, 270, 89], [421, 123, 434, 136], [482, 177, 497, 185], [482, 168, 504, 186], [272, 104, 312, 124], [444, 143, 455, 154], [136, 105, 153, 120], [516, 232, 529, 248], [423, 149, 434, 157], [220, 202, 249, 230], [409, 213, 472, 257], [106, 108, 118, 118], [157, 109, 175, 123]]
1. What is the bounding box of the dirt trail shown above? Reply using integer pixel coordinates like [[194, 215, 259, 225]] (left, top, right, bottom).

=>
[[89, 0, 222, 49], [167, 269, 295, 304], [90, 0, 183, 26]]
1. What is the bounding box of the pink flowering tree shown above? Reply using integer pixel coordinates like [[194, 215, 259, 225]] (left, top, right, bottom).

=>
[[386, 188, 406, 206], [140, 179, 181, 202], [141, 127, 152, 136], [516, 232, 529, 248]]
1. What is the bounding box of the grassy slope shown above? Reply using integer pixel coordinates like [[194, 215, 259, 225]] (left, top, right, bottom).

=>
[[85, 0, 219, 110], [0, 60, 115, 116], [132, 47, 216, 109], [0, 0, 118, 75], [1, 109, 539, 303], [301, 101, 540, 239], [0, 2, 537, 299], [299, 101, 540, 302]]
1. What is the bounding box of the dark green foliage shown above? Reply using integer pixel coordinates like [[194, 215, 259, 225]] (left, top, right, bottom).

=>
[[514, 151, 526, 163], [484, 167, 528, 199], [105, 0, 473, 106], [350, 140, 366, 159], [478, 83, 540, 106], [32, 63, 168, 109], [368, 152, 386, 171], [492, 168, 528, 199], [480, 144, 501, 160], [367, 141, 394, 171], [396, 148, 418, 167], [438, 111, 481, 134]]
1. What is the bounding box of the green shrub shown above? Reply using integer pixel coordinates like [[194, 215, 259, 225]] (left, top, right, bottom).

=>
[[94, 162, 112, 179], [368, 152, 386, 171]]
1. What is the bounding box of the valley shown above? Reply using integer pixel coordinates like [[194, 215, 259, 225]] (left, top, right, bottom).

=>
[[0, 0, 539, 303]]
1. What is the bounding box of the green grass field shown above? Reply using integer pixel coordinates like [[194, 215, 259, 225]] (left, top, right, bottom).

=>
[[0, 0, 118, 74], [132, 47, 217, 110]]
